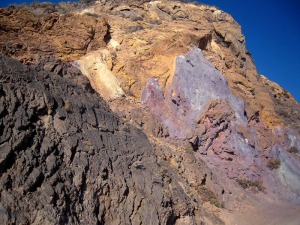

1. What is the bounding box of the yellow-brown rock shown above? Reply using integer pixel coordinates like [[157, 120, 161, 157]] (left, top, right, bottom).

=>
[[1, 1, 300, 224], [0, 7, 107, 63], [1, 0, 299, 131]]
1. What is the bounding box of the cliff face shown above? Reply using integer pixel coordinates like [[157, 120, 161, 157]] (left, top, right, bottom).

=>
[[0, 54, 229, 225], [0, 0, 300, 224]]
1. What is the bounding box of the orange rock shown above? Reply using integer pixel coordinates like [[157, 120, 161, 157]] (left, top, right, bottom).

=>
[[0, 0, 299, 132], [0, 8, 107, 63]]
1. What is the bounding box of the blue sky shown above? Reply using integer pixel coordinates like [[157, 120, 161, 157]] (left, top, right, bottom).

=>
[[197, 0, 300, 102], [0, 0, 63, 5], [0, 0, 299, 102]]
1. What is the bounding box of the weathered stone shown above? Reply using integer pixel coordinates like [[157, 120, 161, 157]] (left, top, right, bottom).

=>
[[0, 0, 300, 224], [0, 54, 224, 225], [0, 8, 108, 63]]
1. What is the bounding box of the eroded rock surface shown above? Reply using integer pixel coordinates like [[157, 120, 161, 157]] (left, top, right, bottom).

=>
[[0, 54, 229, 224], [142, 48, 246, 139], [0, 7, 107, 63], [0, 0, 300, 224]]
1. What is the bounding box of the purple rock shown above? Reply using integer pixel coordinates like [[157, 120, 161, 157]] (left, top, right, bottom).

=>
[[142, 48, 246, 139]]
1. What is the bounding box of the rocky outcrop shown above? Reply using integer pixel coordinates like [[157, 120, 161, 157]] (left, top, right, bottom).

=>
[[261, 75, 300, 133], [0, 7, 107, 63], [140, 47, 300, 201], [142, 48, 246, 139], [1, 0, 300, 224], [1, 0, 298, 129], [75, 51, 125, 101], [0, 54, 229, 224]]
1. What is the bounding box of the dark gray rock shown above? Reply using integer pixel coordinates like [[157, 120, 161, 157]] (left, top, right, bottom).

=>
[[0, 54, 223, 225]]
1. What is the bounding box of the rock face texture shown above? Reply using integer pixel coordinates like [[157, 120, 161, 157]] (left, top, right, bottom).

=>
[[0, 0, 300, 224], [0, 55, 226, 225], [0, 7, 107, 63], [142, 48, 246, 139]]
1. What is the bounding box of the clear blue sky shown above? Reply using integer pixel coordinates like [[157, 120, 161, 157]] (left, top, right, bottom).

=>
[[0, 0, 299, 102], [197, 0, 300, 102]]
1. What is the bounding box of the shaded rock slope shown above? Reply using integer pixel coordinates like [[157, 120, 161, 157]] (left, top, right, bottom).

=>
[[0, 0, 300, 224], [0, 55, 226, 224]]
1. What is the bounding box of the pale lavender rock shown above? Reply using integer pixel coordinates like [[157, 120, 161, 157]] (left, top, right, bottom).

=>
[[141, 49, 259, 181], [141, 48, 300, 201], [141, 77, 165, 120], [272, 128, 300, 200], [142, 48, 246, 139]]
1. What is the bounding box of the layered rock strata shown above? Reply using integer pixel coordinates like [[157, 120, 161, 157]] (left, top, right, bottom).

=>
[[0, 0, 300, 224]]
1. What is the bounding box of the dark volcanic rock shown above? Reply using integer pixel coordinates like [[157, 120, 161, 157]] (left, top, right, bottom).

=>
[[1, 0, 300, 224], [0, 55, 223, 225]]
